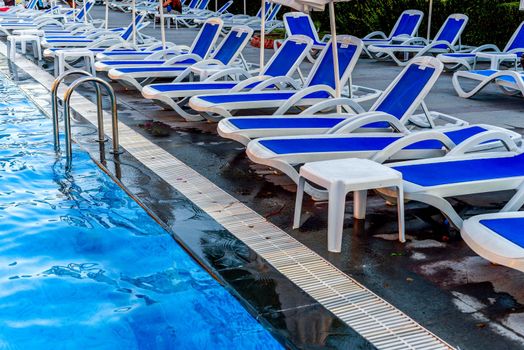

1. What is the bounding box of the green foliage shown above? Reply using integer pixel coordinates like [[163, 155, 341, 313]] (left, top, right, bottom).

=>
[[308, 0, 524, 48]]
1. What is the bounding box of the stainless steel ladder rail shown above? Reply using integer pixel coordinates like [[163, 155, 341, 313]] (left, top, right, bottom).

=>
[[51, 71, 120, 170], [51, 70, 104, 152]]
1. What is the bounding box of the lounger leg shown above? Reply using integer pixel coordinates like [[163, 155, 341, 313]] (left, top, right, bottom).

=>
[[327, 182, 346, 253], [293, 176, 306, 229], [353, 190, 367, 220], [396, 185, 405, 242]]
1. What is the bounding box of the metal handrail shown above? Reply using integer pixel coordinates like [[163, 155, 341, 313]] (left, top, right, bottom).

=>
[[62, 76, 120, 170], [51, 70, 104, 152]]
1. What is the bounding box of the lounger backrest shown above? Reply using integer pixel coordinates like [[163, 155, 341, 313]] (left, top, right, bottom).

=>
[[187, 0, 200, 9], [217, 0, 233, 14], [307, 35, 362, 89], [120, 12, 145, 40], [211, 25, 253, 64], [504, 21, 524, 53], [371, 56, 443, 121], [432, 14, 468, 47], [197, 0, 210, 10], [266, 4, 281, 21], [263, 35, 313, 77], [283, 12, 321, 44], [255, 2, 271, 19], [25, 0, 38, 10], [75, 1, 94, 22], [389, 10, 423, 38], [189, 18, 223, 59]]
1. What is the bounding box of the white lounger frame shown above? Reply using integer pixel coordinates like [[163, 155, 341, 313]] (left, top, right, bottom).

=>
[[452, 69, 524, 98]]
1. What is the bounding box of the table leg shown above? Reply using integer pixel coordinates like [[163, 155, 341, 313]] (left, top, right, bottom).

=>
[[327, 182, 346, 253], [353, 190, 367, 219], [396, 184, 405, 242], [293, 176, 306, 229]]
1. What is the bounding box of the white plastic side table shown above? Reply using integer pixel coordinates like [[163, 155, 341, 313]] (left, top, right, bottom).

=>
[[7, 34, 42, 61], [294, 158, 405, 253], [55, 49, 96, 76], [474, 52, 518, 70]]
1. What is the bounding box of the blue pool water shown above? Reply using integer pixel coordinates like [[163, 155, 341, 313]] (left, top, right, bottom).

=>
[[0, 76, 283, 349]]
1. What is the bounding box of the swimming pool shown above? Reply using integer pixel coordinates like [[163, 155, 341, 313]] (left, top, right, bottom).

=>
[[0, 75, 283, 349]]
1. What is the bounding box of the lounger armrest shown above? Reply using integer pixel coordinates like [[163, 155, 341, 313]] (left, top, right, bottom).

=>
[[320, 34, 331, 42], [401, 36, 429, 45], [301, 98, 365, 115], [144, 49, 179, 60], [87, 30, 119, 39], [372, 131, 455, 164], [104, 42, 139, 52], [163, 53, 203, 65], [447, 130, 519, 156], [206, 68, 253, 82], [249, 76, 301, 91], [230, 75, 272, 91], [328, 111, 409, 134], [363, 31, 388, 40], [188, 59, 225, 68], [273, 85, 336, 115], [472, 44, 500, 53], [424, 40, 453, 51]]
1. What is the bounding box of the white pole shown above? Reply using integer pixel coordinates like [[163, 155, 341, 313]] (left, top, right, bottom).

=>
[[105, 0, 109, 29], [259, 0, 266, 70], [427, 0, 433, 40], [243, 0, 246, 14], [329, 2, 340, 99], [215, 0, 217, 11], [132, 0, 136, 45], [83, 0, 87, 24], [159, 0, 166, 51]]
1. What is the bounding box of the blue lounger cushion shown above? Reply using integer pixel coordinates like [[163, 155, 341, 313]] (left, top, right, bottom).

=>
[[259, 126, 488, 155], [114, 66, 188, 73], [440, 53, 476, 58], [198, 91, 331, 104], [393, 150, 524, 187], [150, 82, 239, 92], [469, 70, 524, 84], [229, 117, 346, 130], [479, 217, 524, 248], [45, 39, 93, 43]]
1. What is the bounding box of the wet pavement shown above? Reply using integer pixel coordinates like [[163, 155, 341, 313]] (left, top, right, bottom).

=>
[[3, 4, 524, 349]]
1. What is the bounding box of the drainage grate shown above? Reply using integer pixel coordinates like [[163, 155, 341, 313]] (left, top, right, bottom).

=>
[[2, 43, 454, 350]]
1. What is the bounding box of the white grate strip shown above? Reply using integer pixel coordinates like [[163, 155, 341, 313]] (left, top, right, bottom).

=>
[[0, 43, 454, 350]]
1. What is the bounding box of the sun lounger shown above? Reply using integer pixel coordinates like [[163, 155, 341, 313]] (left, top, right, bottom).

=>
[[362, 9, 424, 58], [106, 25, 253, 91], [368, 14, 469, 66], [189, 35, 380, 121], [461, 212, 524, 272], [217, 57, 466, 144], [438, 21, 524, 71], [452, 69, 524, 98]]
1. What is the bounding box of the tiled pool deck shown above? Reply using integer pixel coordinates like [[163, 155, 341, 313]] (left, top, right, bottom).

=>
[[2, 6, 524, 349]]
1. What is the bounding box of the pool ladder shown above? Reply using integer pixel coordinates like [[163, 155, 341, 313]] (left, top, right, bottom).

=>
[[51, 70, 121, 171]]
